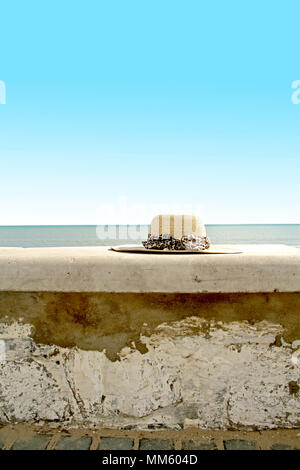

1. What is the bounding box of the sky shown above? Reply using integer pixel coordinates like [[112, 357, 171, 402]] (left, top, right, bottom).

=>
[[0, 0, 300, 225]]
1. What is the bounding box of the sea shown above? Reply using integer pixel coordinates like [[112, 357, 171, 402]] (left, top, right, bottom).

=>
[[0, 225, 299, 247]]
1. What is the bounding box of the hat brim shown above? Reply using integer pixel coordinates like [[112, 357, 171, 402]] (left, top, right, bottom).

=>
[[111, 245, 242, 254]]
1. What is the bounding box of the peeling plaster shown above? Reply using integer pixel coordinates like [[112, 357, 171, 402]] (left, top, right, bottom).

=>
[[0, 317, 299, 430]]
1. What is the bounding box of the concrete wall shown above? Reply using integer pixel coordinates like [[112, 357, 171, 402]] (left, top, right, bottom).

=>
[[0, 245, 299, 293], [0, 246, 299, 430]]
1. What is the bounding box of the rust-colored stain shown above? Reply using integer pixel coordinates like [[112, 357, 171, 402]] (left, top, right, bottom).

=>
[[0, 292, 300, 361], [288, 381, 300, 396]]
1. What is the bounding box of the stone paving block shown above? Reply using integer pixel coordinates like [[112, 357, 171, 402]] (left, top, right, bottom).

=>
[[182, 440, 217, 450], [55, 435, 92, 450], [224, 440, 259, 450], [271, 444, 293, 450], [139, 439, 174, 450], [0, 437, 6, 450], [12, 434, 52, 450], [98, 437, 134, 450]]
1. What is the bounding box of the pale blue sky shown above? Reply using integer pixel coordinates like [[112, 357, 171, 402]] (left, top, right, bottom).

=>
[[0, 1, 299, 224]]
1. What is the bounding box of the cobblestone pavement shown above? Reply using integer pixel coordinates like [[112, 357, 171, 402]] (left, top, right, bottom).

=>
[[0, 425, 299, 450]]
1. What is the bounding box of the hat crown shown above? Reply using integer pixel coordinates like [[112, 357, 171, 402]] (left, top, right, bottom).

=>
[[150, 214, 206, 239]]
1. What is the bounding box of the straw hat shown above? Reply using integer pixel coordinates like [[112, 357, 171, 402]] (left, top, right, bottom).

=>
[[112, 214, 241, 254]]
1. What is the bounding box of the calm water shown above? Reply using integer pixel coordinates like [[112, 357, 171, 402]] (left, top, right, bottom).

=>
[[0, 225, 299, 247]]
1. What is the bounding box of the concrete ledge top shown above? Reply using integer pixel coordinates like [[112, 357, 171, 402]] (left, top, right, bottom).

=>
[[0, 245, 299, 293]]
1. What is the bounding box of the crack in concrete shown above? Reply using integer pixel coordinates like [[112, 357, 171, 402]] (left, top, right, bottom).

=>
[[62, 353, 87, 419]]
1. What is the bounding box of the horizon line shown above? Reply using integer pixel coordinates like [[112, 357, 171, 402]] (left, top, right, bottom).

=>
[[0, 223, 299, 228]]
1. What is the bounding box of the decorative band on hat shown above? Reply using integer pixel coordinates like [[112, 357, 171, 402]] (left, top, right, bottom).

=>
[[142, 233, 210, 251]]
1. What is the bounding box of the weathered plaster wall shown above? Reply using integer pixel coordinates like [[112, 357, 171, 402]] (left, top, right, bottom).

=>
[[1, 292, 300, 359], [0, 293, 299, 430], [0, 247, 299, 431]]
